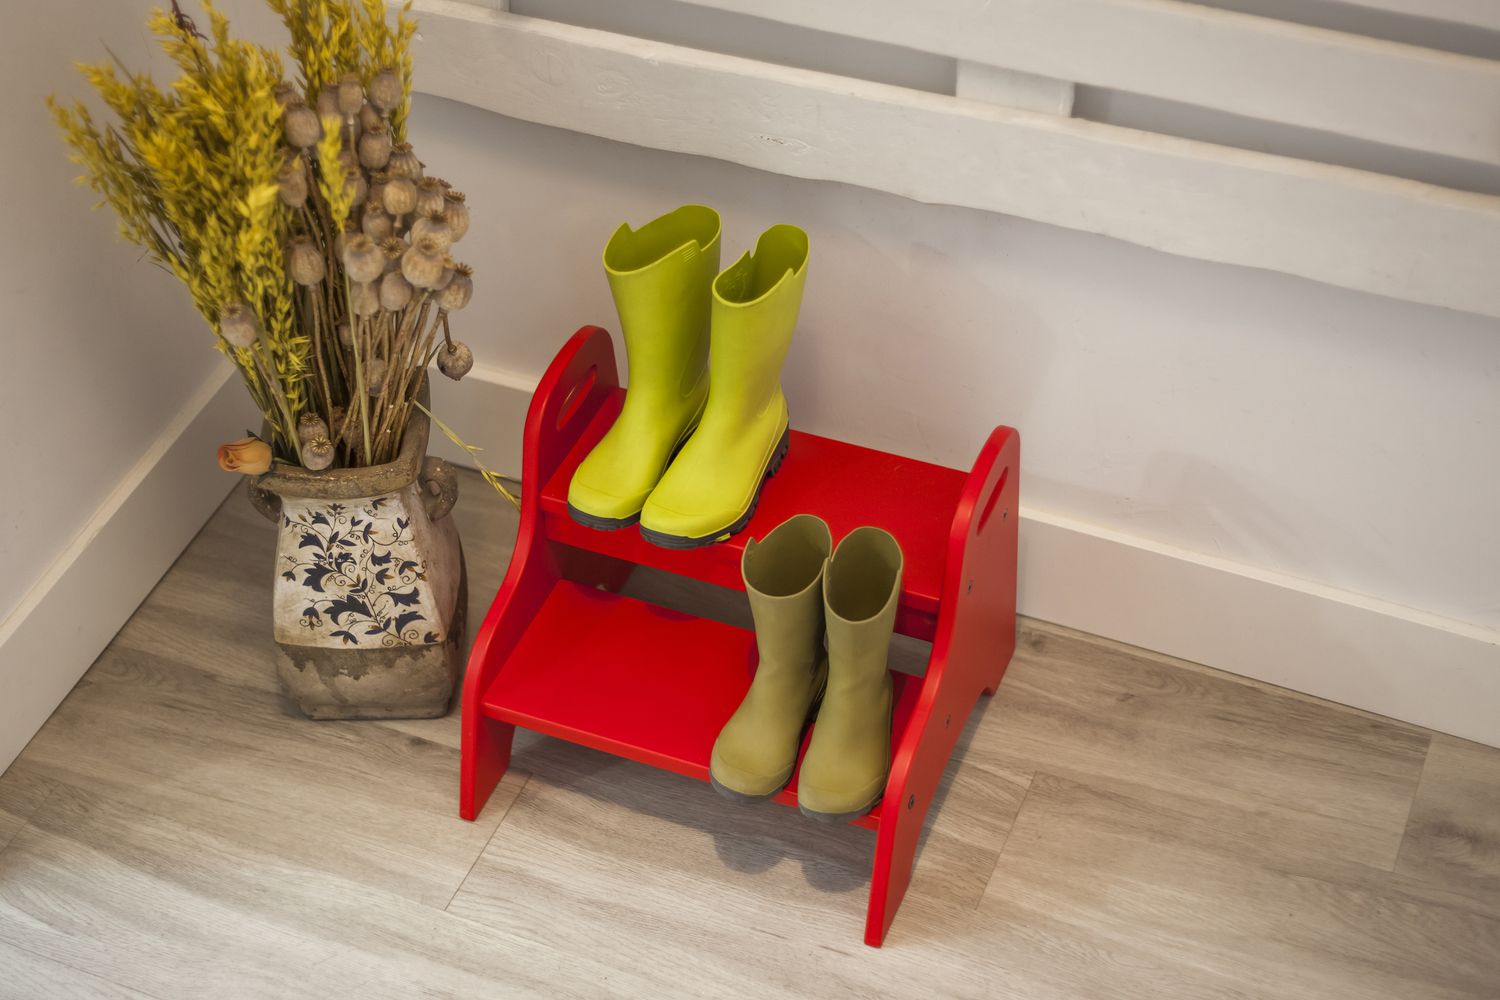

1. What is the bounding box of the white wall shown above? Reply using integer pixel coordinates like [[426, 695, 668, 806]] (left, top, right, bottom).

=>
[[0, 1, 254, 770]]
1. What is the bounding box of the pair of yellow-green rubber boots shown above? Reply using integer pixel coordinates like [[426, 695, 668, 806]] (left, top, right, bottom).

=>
[[568, 205, 900, 821], [567, 204, 801, 547]]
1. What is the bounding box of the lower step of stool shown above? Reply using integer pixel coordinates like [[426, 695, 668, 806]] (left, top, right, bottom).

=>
[[479, 580, 920, 827]]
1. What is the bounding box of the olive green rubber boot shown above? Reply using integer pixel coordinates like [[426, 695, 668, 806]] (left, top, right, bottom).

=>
[[567, 205, 721, 530], [799, 527, 903, 822], [638, 225, 809, 548], [710, 515, 832, 802]]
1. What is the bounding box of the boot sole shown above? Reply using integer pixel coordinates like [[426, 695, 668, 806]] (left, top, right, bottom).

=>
[[798, 794, 882, 824], [566, 505, 641, 531], [639, 427, 792, 550], [708, 774, 785, 804]]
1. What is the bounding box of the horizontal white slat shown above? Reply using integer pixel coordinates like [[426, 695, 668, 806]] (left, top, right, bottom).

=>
[[406, 2, 1500, 319], [661, 0, 1500, 167], [1334, 0, 1500, 33]]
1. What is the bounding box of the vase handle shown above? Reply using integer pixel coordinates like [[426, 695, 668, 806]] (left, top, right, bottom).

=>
[[420, 457, 459, 521], [246, 478, 281, 522]]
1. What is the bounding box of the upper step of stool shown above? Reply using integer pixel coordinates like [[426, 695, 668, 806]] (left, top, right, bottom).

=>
[[539, 388, 968, 639]]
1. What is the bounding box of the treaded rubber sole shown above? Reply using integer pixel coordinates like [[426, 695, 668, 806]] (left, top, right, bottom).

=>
[[565, 505, 641, 531], [639, 427, 792, 550], [709, 774, 786, 804], [798, 794, 882, 824]]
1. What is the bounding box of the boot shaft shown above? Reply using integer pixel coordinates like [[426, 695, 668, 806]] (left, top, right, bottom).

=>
[[603, 205, 721, 404], [708, 224, 809, 421], [823, 527, 903, 702], [742, 514, 832, 676]]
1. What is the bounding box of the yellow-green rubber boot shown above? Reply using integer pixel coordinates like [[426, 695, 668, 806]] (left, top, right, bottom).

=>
[[638, 225, 809, 548], [567, 205, 721, 529], [710, 515, 832, 802], [798, 527, 903, 822]]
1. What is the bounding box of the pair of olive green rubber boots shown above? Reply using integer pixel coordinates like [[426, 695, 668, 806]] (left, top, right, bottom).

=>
[[710, 515, 904, 822], [566, 205, 807, 548]]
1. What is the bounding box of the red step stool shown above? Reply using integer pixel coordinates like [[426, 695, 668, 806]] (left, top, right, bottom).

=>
[[460, 326, 1020, 946]]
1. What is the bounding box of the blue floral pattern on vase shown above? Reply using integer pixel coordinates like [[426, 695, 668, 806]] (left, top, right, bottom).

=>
[[275, 492, 442, 648]]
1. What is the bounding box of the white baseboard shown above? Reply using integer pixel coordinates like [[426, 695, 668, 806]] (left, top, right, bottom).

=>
[[1019, 509, 1499, 748], [435, 369, 1500, 749], [0, 363, 250, 773]]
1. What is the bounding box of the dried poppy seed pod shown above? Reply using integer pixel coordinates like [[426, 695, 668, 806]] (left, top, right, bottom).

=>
[[379, 270, 413, 311], [409, 215, 452, 252], [379, 236, 408, 272], [382, 176, 417, 218], [287, 236, 326, 286], [302, 435, 335, 472], [298, 412, 330, 444], [316, 87, 340, 119], [219, 302, 261, 348], [415, 177, 446, 219], [359, 102, 382, 132], [342, 166, 368, 206], [349, 279, 381, 318], [361, 200, 393, 242], [337, 322, 353, 348], [364, 356, 389, 396], [367, 170, 390, 206], [273, 81, 300, 108], [358, 122, 392, 171], [441, 190, 470, 242], [387, 143, 422, 181], [277, 154, 308, 208], [437, 341, 474, 381], [400, 236, 447, 289], [432, 260, 456, 291], [438, 265, 473, 312], [342, 234, 385, 284], [283, 101, 321, 149], [369, 67, 403, 113], [337, 73, 364, 116]]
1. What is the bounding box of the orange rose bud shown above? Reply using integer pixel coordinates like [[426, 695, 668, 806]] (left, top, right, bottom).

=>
[[218, 436, 273, 474]]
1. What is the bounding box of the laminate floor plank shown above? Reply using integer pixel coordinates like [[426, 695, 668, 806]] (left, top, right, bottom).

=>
[[968, 625, 1431, 871], [0, 937, 165, 1000], [1396, 734, 1500, 906], [0, 766, 55, 855], [980, 773, 1500, 1000]]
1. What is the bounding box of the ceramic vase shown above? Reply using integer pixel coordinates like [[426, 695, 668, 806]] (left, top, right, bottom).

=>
[[247, 394, 466, 719]]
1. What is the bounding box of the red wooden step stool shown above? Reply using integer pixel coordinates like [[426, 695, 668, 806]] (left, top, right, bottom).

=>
[[459, 326, 1020, 947]]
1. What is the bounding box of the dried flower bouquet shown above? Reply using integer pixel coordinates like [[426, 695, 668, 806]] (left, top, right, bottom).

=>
[[52, 0, 482, 474]]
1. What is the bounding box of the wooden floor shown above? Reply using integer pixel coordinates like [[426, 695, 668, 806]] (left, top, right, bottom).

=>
[[2, 470, 1498, 999]]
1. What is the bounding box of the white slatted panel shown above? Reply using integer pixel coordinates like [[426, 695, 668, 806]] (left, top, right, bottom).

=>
[[1336, 0, 1500, 32], [407, 2, 1500, 318], [660, 0, 1500, 167]]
